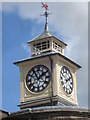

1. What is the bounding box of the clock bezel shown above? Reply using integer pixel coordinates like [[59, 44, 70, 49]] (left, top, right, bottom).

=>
[[25, 64, 51, 94], [60, 66, 73, 96]]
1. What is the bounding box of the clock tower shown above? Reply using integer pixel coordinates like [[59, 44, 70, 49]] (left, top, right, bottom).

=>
[[14, 3, 81, 109]]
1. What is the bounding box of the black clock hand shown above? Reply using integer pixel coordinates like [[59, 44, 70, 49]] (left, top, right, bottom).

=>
[[38, 71, 47, 80], [37, 70, 41, 77], [62, 73, 69, 82], [33, 69, 39, 79]]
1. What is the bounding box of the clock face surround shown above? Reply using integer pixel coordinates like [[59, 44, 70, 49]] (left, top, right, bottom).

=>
[[26, 65, 50, 93], [60, 66, 73, 95]]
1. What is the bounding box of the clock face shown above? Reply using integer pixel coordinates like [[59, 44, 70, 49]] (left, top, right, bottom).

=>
[[60, 66, 73, 94], [26, 65, 50, 93]]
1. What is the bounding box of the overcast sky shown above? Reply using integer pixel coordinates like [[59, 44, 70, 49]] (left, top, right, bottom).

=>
[[1, 2, 88, 112]]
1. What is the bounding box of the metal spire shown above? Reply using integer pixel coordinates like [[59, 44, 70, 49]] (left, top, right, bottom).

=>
[[41, 2, 51, 32]]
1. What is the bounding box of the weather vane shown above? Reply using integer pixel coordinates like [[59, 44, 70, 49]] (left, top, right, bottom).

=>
[[41, 2, 51, 24]]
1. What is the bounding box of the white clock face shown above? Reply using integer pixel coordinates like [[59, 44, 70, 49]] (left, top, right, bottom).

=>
[[26, 65, 50, 93], [60, 66, 73, 94]]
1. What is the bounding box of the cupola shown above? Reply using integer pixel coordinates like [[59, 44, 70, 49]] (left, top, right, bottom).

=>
[[27, 21, 67, 56]]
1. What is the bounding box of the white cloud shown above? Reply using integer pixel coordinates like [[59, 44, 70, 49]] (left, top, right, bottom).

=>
[[2, 2, 88, 108], [21, 43, 30, 54]]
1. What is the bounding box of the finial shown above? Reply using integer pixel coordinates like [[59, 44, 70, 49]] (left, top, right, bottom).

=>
[[44, 22, 48, 32], [41, 2, 51, 32]]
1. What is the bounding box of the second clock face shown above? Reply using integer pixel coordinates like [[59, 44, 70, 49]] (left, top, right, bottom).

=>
[[60, 66, 73, 94], [26, 65, 50, 93]]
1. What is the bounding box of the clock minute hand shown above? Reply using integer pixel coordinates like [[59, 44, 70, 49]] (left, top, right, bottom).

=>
[[38, 71, 47, 80], [33, 69, 38, 79]]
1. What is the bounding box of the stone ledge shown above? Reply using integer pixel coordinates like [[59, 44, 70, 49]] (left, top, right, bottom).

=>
[[3, 106, 90, 120]]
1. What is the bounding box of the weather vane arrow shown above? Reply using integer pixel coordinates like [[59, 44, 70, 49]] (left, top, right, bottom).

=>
[[41, 2, 52, 24]]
